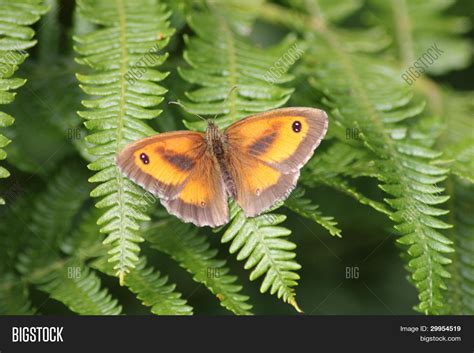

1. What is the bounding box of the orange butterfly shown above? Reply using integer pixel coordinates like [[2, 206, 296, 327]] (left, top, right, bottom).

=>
[[116, 107, 328, 227]]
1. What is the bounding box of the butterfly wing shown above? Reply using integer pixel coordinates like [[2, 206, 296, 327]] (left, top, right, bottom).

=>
[[160, 151, 228, 227], [225, 107, 328, 217], [226, 152, 300, 217], [116, 131, 228, 227]]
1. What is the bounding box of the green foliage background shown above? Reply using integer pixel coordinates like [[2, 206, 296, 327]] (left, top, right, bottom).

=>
[[0, 0, 472, 315]]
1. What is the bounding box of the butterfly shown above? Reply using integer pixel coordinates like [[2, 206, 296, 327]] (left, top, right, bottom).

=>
[[116, 107, 328, 227]]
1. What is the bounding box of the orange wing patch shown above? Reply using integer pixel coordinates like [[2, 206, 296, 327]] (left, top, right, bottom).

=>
[[178, 176, 213, 205], [131, 135, 202, 186], [116, 131, 206, 199], [225, 107, 328, 173], [230, 115, 310, 163], [228, 151, 298, 217], [161, 152, 228, 227], [234, 157, 281, 194]]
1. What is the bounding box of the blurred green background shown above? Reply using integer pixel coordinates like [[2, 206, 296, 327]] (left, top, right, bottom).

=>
[[0, 0, 472, 315]]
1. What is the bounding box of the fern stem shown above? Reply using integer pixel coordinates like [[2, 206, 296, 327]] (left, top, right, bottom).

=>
[[215, 8, 238, 120], [115, 0, 129, 286], [390, 0, 415, 66]]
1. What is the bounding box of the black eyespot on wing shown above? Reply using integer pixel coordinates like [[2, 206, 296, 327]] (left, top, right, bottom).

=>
[[292, 120, 302, 133], [140, 153, 149, 164]]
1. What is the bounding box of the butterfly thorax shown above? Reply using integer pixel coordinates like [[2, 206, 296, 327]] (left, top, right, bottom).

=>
[[205, 120, 237, 198]]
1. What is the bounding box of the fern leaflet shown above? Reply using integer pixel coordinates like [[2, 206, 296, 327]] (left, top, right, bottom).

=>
[[0, 0, 47, 204], [93, 256, 194, 315], [16, 162, 122, 315], [222, 203, 302, 312], [146, 215, 253, 315], [178, 8, 303, 309], [75, 0, 174, 283]]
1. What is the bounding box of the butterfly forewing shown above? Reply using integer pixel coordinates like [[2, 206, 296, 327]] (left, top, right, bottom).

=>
[[116, 131, 228, 227], [116, 131, 207, 200], [224, 107, 328, 216]]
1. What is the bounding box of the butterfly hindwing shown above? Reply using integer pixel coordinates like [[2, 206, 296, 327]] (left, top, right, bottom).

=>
[[161, 151, 228, 227], [226, 151, 299, 217]]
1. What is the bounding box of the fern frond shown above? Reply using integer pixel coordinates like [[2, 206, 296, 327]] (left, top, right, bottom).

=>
[[446, 177, 474, 314], [62, 207, 107, 260], [311, 54, 452, 314], [284, 187, 342, 237], [92, 256, 193, 315], [178, 8, 303, 309], [62, 205, 193, 315], [176, 0, 265, 35], [222, 203, 302, 312], [300, 141, 391, 215], [0, 187, 37, 272], [306, 13, 452, 314], [306, 141, 380, 179], [0, 0, 47, 204], [302, 173, 391, 216], [75, 0, 174, 283], [366, 1, 472, 313], [33, 258, 122, 315], [264, 1, 454, 313], [146, 216, 253, 315], [0, 273, 35, 315], [368, 0, 471, 74], [15, 162, 121, 315], [207, 0, 265, 35], [437, 89, 474, 183], [15, 161, 91, 274], [179, 10, 296, 130]]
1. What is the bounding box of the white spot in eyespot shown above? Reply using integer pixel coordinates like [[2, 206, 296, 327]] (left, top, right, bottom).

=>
[[200, 201, 206, 207], [256, 188, 261, 196]]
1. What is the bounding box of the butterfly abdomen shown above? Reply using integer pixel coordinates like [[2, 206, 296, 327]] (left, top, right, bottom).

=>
[[219, 157, 237, 198], [206, 122, 237, 198]]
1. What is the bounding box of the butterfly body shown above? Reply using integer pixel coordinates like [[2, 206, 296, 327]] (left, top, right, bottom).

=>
[[205, 120, 238, 199], [117, 107, 328, 227]]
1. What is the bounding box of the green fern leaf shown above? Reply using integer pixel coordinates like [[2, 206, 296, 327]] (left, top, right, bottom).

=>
[[92, 256, 193, 315], [437, 89, 474, 183], [179, 10, 296, 130], [284, 187, 342, 237], [15, 162, 121, 315], [0, 273, 35, 315], [62, 205, 193, 315], [178, 8, 303, 309], [62, 207, 108, 260], [368, 0, 471, 75], [303, 173, 391, 216], [18, 161, 91, 261], [446, 177, 474, 314], [0, 0, 47, 204], [306, 141, 380, 179], [33, 258, 122, 315], [75, 0, 175, 283], [146, 216, 253, 315], [222, 203, 302, 312], [264, 1, 454, 313], [175, 0, 265, 36]]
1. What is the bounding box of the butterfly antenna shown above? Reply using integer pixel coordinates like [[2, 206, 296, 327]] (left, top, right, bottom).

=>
[[211, 85, 239, 122], [168, 100, 207, 122]]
